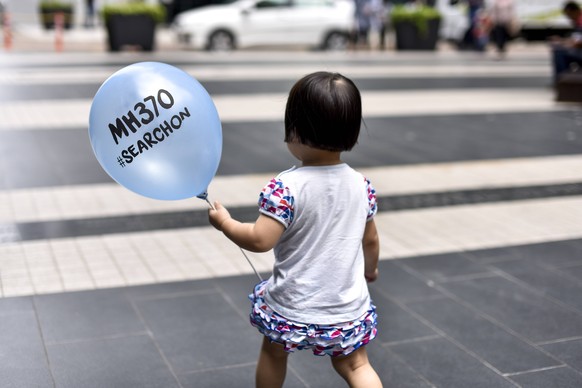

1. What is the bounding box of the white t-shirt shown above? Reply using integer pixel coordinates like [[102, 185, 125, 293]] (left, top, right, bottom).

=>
[[258, 163, 377, 324]]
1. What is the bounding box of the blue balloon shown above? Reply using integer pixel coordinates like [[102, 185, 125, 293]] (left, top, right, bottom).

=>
[[89, 62, 222, 200]]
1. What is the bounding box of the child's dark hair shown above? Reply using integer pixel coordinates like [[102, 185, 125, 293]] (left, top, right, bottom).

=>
[[284, 71, 362, 152]]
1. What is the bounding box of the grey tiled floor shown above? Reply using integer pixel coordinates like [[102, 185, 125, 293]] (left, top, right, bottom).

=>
[[3, 239, 582, 387]]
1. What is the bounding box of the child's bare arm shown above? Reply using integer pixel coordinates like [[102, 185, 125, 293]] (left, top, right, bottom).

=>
[[363, 219, 379, 282], [208, 201, 285, 253]]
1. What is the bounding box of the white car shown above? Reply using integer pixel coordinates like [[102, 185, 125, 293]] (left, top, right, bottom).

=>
[[173, 0, 354, 51]]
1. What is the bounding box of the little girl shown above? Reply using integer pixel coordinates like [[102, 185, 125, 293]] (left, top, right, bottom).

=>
[[208, 71, 382, 388]]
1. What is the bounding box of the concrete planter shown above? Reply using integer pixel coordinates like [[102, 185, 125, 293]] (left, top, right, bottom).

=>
[[106, 14, 156, 52], [394, 19, 440, 51]]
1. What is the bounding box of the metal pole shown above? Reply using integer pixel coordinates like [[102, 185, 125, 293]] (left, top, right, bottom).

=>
[[54, 11, 64, 52], [3, 11, 12, 51]]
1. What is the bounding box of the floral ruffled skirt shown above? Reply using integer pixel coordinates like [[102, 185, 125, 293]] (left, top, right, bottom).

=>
[[249, 280, 378, 357]]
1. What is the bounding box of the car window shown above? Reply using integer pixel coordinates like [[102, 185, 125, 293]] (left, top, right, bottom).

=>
[[255, 0, 290, 9], [293, 0, 331, 7]]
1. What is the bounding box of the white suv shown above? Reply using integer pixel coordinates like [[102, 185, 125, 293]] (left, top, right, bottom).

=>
[[173, 0, 354, 51]]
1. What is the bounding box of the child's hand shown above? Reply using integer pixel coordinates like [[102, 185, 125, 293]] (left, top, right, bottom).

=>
[[365, 268, 378, 283], [208, 201, 231, 231]]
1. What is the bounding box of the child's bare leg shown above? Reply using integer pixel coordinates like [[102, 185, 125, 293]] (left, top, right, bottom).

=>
[[331, 347, 382, 388], [256, 337, 289, 388]]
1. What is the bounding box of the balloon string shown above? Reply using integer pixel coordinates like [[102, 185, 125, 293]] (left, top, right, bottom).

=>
[[203, 196, 263, 282], [238, 246, 264, 282]]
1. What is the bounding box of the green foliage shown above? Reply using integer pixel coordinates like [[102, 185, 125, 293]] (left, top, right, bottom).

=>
[[527, 9, 563, 22], [39, 1, 73, 12], [390, 5, 441, 36], [101, 1, 166, 24]]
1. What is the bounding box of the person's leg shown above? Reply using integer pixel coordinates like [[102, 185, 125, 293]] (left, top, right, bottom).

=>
[[552, 46, 571, 84], [566, 50, 582, 72], [256, 337, 289, 388], [490, 25, 502, 53], [331, 347, 382, 388], [379, 23, 386, 50], [499, 25, 509, 53]]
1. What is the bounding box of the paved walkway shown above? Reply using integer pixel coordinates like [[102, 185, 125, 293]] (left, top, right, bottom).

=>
[[1, 37, 582, 387]]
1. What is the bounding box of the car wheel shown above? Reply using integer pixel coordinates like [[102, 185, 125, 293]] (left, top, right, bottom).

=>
[[207, 30, 236, 51], [323, 31, 349, 51]]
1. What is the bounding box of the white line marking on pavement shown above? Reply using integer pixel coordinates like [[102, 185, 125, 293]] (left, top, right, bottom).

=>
[[2, 196, 581, 297], [2, 155, 581, 222]]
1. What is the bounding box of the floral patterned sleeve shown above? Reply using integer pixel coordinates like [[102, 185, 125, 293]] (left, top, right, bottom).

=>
[[258, 179, 295, 228], [365, 177, 377, 221]]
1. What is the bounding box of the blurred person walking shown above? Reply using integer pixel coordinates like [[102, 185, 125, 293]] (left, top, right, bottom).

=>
[[352, 0, 373, 49], [462, 0, 486, 51], [369, 0, 387, 49], [488, 0, 517, 58], [84, 0, 95, 28], [473, 5, 492, 52]]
